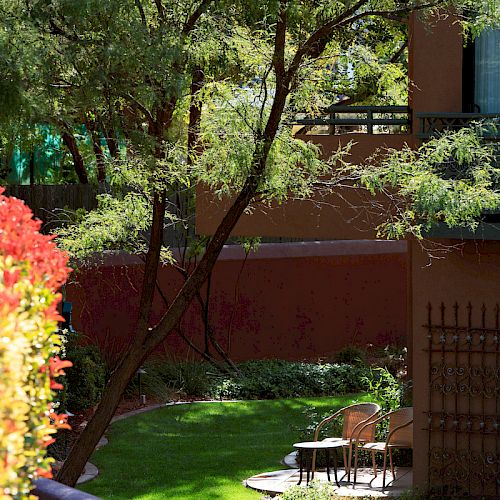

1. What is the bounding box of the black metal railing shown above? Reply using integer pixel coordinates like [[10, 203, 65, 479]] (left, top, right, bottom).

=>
[[292, 105, 411, 135], [417, 112, 500, 139]]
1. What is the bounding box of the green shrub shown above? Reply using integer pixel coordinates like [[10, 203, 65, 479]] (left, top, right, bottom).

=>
[[137, 359, 370, 402], [362, 366, 409, 413], [334, 345, 366, 366], [210, 361, 370, 400], [140, 359, 214, 399], [277, 480, 337, 499], [63, 339, 107, 411]]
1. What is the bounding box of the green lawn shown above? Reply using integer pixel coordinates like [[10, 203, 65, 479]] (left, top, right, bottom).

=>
[[80, 394, 373, 499]]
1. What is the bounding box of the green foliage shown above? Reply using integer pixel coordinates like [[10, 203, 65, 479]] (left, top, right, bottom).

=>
[[211, 360, 369, 400], [139, 359, 370, 401], [196, 81, 349, 202], [355, 125, 500, 239], [334, 345, 366, 366], [362, 367, 406, 413], [63, 339, 107, 411], [139, 360, 213, 399], [278, 480, 337, 500], [56, 192, 159, 263]]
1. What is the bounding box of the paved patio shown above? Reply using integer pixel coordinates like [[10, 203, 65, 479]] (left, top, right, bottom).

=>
[[246, 451, 412, 497], [245, 466, 412, 497]]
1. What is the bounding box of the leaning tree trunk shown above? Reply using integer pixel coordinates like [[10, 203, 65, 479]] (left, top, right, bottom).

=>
[[57, 4, 291, 483], [57, 108, 284, 485], [56, 172, 265, 485]]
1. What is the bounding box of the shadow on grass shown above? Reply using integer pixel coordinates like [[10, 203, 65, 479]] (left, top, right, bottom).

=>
[[79, 394, 372, 500]]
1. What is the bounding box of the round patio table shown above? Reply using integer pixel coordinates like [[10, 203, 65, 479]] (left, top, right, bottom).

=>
[[293, 441, 340, 487]]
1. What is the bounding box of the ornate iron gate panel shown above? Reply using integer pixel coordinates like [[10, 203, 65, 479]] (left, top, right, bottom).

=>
[[426, 302, 500, 497]]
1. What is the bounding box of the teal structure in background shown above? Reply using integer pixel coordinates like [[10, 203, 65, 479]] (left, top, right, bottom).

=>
[[7, 125, 65, 185]]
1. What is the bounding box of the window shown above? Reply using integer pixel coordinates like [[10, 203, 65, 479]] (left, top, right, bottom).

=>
[[474, 29, 500, 113]]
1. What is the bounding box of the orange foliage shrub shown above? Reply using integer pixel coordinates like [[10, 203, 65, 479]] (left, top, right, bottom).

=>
[[0, 187, 71, 498]]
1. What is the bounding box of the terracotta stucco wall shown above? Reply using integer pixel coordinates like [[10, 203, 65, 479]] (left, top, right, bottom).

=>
[[196, 134, 412, 240], [411, 239, 500, 490], [67, 241, 407, 363], [409, 12, 463, 116]]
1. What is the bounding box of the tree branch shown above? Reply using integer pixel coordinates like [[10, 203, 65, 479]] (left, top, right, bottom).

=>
[[121, 93, 155, 128], [390, 39, 408, 64], [48, 19, 79, 41], [288, 0, 443, 81], [287, 0, 370, 78], [182, 0, 214, 35], [273, 0, 288, 78], [153, 0, 165, 23], [135, 0, 147, 27]]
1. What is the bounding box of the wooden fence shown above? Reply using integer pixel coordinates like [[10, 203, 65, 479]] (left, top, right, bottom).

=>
[[3, 184, 98, 231]]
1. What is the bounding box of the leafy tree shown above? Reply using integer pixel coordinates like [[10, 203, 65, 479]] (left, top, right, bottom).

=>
[[1, 0, 498, 486], [355, 124, 500, 240]]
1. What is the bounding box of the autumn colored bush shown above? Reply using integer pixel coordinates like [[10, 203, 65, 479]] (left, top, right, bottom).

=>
[[0, 187, 71, 498]]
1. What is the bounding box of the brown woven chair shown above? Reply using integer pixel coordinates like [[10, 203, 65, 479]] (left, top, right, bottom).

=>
[[310, 402, 380, 476], [352, 407, 413, 487]]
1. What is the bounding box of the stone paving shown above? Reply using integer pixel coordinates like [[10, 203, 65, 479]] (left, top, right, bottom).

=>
[[245, 466, 413, 497], [247, 451, 412, 497]]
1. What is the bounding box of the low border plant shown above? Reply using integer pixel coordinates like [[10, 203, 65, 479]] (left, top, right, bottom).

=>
[[210, 360, 370, 400], [139, 359, 370, 402]]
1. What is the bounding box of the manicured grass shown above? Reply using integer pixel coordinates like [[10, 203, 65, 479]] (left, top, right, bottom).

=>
[[80, 394, 373, 499]]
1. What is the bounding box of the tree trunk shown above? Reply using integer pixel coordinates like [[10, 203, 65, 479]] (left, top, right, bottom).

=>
[[56, 150, 275, 486], [187, 67, 204, 164], [85, 120, 107, 184], [104, 125, 120, 159], [57, 192, 167, 485], [61, 131, 89, 184], [29, 151, 35, 185], [57, 4, 291, 485], [55, 346, 145, 485]]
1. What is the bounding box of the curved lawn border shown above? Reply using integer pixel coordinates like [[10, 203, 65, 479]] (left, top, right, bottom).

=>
[[80, 400, 243, 484]]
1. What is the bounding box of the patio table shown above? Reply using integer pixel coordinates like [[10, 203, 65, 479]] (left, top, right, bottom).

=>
[[293, 441, 340, 487]]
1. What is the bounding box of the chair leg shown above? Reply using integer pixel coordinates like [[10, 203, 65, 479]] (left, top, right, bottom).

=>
[[382, 448, 388, 489], [347, 443, 353, 481], [389, 448, 395, 479], [343, 446, 348, 474], [311, 449, 317, 474], [353, 445, 360, 486], [372, 450, 377, 477]]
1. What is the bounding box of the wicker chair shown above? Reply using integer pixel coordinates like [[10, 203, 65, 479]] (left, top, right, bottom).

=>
[[310, 402, 381, 476], [352, 407, 413, 487]]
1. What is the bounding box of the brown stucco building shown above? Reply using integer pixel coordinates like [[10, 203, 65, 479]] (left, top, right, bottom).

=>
[[196, 13, 500, 495]]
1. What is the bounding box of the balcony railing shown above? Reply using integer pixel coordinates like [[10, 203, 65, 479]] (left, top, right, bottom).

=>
[[417, 112, 500, 139], [291, 105, 411, 135]]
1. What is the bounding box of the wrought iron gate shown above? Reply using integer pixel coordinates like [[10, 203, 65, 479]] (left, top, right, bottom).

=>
[[426, 302, 500, 497]]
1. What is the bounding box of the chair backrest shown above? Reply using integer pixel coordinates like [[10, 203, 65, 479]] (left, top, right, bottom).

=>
[[388, 407, 413, 446], [342, 403, 380, 441]]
